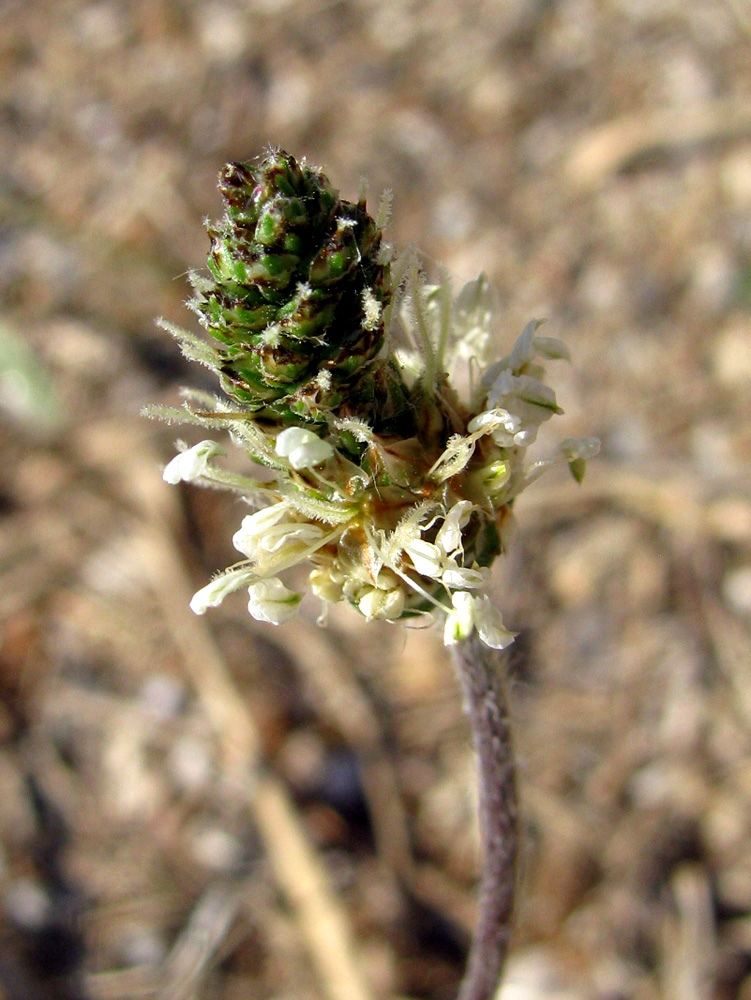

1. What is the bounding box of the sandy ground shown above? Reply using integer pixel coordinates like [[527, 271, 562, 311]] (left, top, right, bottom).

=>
[[2, 1, 751, 998]]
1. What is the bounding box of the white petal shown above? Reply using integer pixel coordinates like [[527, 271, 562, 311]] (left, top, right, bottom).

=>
[[232, 504, 291, 557], [275, 427, 333, 469], [190, 566, 256, 614], [475, 597, 516, 649], [488, 372, 561, 418], [442, 565, 484, 589], [443, 591, 476, 645], [288, 437, 334, 470], [404, 538, 443, 578], [467, 410, 502, 434], [247, 578, 301, 625], [163, 440, 223, 484], [533, 335, 570, 361], [480, 460, 511, 496], [257, 522, 326, 554], [507, 319, 544, 371], [512, 426, 539, 446], [275, 426, 314, 456], [560, 437, 601, 461], [468, 409, 521, 445], [358, 586, 405, 620], [436, 501, 473, 556]]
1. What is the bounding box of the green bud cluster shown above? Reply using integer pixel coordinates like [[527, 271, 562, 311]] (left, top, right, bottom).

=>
[[190, 149, 393, 424]]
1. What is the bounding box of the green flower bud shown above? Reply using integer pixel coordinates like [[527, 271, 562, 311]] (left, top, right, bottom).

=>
[[191, 149, 393, 424]]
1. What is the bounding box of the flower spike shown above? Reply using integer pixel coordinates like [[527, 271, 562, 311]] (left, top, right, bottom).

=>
[[150, 149, 598, 648]]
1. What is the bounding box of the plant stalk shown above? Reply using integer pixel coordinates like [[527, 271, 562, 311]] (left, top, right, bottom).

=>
[[452, 633, 518, 1000]]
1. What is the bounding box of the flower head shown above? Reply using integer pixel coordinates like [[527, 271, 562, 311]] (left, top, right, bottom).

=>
[[185, 149, 402, 426], [149, 149, 598, 647]]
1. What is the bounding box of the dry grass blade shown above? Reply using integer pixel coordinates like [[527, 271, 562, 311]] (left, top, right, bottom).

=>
[[702, 597, 751, 732], [661, 865, 716, 1000], [160, 885, 242, 1000]]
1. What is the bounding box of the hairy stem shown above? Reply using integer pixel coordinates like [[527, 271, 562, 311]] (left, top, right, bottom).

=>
[[452, 634, 518, 1000]]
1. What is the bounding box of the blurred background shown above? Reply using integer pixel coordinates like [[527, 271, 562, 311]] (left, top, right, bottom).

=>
[[2, 1, 751, 998]]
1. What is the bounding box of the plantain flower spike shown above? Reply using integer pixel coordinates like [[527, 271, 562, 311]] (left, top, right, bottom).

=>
[[188, 148, 407, 429], [148, 148, 598, 648]]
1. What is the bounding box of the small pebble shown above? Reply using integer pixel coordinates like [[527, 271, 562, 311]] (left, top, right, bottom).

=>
[[707, 497, 751, 544], [118, 924, 166, 967], [702, 793, 750, 855], [190, 825, 244, 872], [388, 108, 445, 161], [711, 319, 751, 388], [722, 146, 751, 207], [498, 947, 578, 1000], [193, 4, 247, 62], [606, 415, 652, 460], [690, 242, 737, 312], [691, 420, 737, 479], [430, 191, 476, 242], [723, 565, 751, 616], [140, 674, 186, 719], [3, 879, 50, 930], [267, 66, 312, 131], [167, 735, 213, 793], [277, 730, 326, 794]]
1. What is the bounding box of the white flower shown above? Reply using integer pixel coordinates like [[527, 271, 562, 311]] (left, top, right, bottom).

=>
[[478, 460, 511, 497], [444, 591, 476, 644], [430, 408, 521, 483], [525, 435, 602, 488], [357, 585, 405, 620], [561, 437, 601, 462], [484, 319, 569, 380], [473, 596, 516, 649], [247, 578, 301, 624], [403, 537, 443, 578], [441, 565, 484, 589], [487, 371, 562, 433], [190, 566, 257, 614], [451, 272, 499, 364], [443, 592, 516, 649], [467, 408, 520, 448], [309, 567, 344, 604], [559, 436, 601, 483], [399, 503, 481, 591], [275, 426, 334, 470], [163, 440, 224, 484], [232, 503, 293, 557], [234, 510, 329, 578], [435, 500, 473, 557]]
